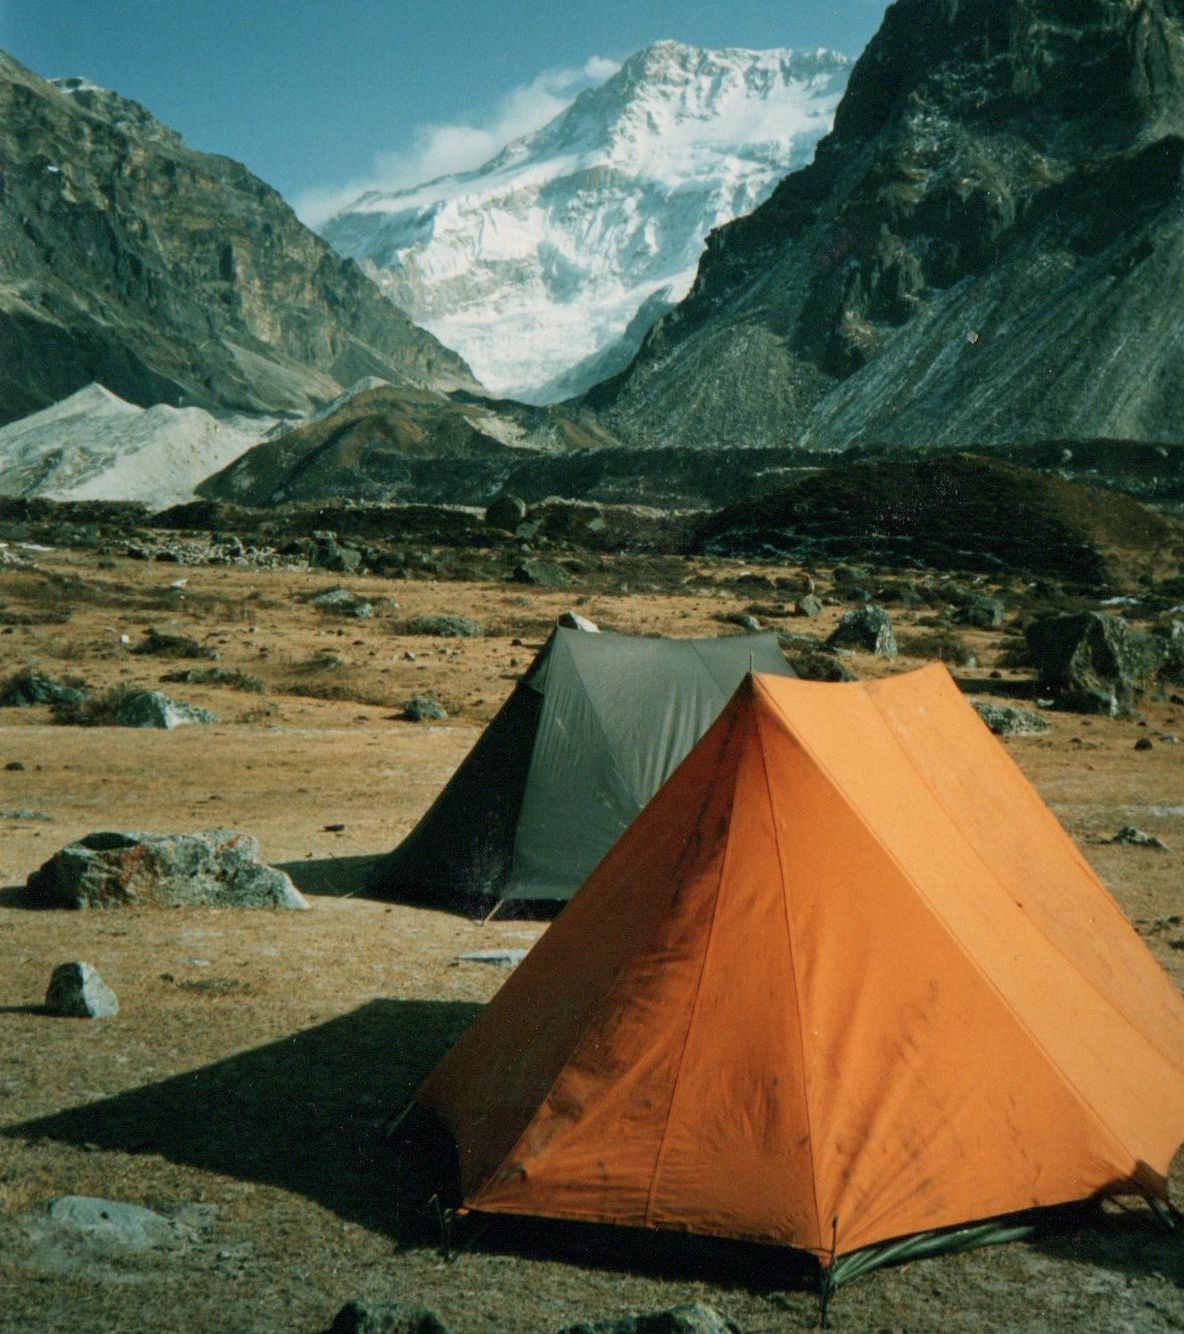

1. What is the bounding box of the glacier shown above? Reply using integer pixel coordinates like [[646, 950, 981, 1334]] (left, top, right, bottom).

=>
[[322, 41, 850, 403]]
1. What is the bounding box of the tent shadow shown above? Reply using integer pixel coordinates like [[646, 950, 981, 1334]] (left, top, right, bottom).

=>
[[275, 853, 385, 898], [1030, 1204, 1184, 1286], [3, 998, 480, 1237]]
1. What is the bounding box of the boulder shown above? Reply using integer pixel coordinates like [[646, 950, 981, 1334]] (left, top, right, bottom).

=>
[[954, 596, 1006, 629], [1025, 612, 1166, 709], [556, 611, 600, 632], [113, 690, 217, 729], [402, 695, 446, 723], [0, 669, 88, 709], [44, 962, 118, 1017], [26, 829, 308, 910], [311, 588, 374, 619], [404, 615, 483, 638], [557, 1303, 741, 1334], [310, 532, 363, 574], [511, 559, 573, 588], [794, 594, 823, 618], [827, 606, 897, 658], [328, 1300, 450, 1334], [973, 703, 1050, 736], [484, 495, 529, 531]]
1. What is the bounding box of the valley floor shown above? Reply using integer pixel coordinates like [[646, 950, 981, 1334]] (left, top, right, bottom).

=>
[[0, 545, 1179, 1331]]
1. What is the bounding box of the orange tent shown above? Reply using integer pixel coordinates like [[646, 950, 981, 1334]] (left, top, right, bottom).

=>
[[415, 666, 1184, 1282]]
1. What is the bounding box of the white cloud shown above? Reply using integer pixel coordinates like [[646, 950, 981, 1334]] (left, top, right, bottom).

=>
[[296, 55, 620, 229]]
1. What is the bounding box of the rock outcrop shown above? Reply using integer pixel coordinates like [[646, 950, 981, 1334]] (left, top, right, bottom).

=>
[[591, 0, 1184, 450], [0, 52, 477, 426]]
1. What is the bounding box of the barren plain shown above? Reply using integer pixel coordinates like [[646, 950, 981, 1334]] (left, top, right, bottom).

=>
[[0, 537, 1179, 1332]]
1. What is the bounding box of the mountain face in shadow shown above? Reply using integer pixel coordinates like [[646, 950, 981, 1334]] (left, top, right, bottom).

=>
[[590, 0, 1184, 451]]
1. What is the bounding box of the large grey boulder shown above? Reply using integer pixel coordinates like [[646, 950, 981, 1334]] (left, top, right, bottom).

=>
[[827, 605, 897, 658], [113, 690, 217, 729], [44, 962, 118, 1017], [328, 1300, 450, 1334], [557, 1303, 741, 1334], [1025, 612, 1166, 710], [26, 829, 308, 910]]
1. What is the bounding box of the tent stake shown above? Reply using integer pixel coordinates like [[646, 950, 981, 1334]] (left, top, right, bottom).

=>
[[429, 1194, 455, 1262], [481, 898, 505, 925], [819, 1213, 839, 1328]]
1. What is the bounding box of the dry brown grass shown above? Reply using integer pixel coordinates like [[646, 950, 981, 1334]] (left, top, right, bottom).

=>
[[0, 546, 1179, 1332]]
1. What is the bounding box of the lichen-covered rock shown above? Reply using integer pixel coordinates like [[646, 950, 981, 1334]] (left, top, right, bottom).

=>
[[311, 587, 374, 618], [973, 702, 1050, 736], [26, 829, 307, 910], [954, 596, 1006, 629], [1025, 612, 1166, 709], [794, 594, 823, 618], [44, 962, 119, 1017], [827, 605, 896, 657]]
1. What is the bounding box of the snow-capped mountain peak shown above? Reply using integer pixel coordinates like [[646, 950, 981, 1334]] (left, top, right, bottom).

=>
[[323, 41, 851, 403]]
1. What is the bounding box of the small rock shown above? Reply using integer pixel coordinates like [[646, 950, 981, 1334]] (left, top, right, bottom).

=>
[[794, 595, 823, 618], [404, 615, 483, 639], [328, 1299, 450, 1334], [511, 559, 572, 588], [5, 760, 25, 771], [1134, 737, 1154, 751], [402, 695, 446, 723], [311, 588, 373, 619], [1109, 826, 1168, 850], [45, 1195, 190, 1247], [973, 703, 1051, 737], [26, 830, 307, 910], [557, 611, 599, 632], [827, 606, 897, 658], [45, 962, 119, 1017], [454, 950, 528, 969], [722, 612, 762, 632]]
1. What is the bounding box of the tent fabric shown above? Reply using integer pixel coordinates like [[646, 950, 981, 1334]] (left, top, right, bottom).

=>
[[370, 627, 793, 907], [415, 665, 1184, 1269]]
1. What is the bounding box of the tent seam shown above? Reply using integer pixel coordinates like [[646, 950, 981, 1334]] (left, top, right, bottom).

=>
[[752, 677, 826, 1254], [761, 675, 1144, 1182], [642, 708, 742, 1228], [863, 674, 1183, 1093]]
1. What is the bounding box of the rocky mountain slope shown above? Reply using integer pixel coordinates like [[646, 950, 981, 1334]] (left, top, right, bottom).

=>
[[0, 52, 478, 427], [591, 0, 1184, 449], [198, 380, 619, 507], [0, 384, 275, 507], [323, 42, 850, 402]]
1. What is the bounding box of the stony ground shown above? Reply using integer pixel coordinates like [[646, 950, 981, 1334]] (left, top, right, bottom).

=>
[[0, 540, 1180, 1332]]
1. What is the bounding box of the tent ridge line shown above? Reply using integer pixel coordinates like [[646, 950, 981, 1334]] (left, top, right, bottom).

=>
[[752, 675, 827, 1253], [757, 674, 1145, 1188], [862, 674, 1184, 1085], [643, 705, 744, 1231]]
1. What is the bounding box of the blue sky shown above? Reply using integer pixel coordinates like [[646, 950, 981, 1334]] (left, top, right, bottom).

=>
[[1, 1, 889, 223]]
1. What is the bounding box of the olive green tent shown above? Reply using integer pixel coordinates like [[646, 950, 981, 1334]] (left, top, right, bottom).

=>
[[369, 627, 793, 910]]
